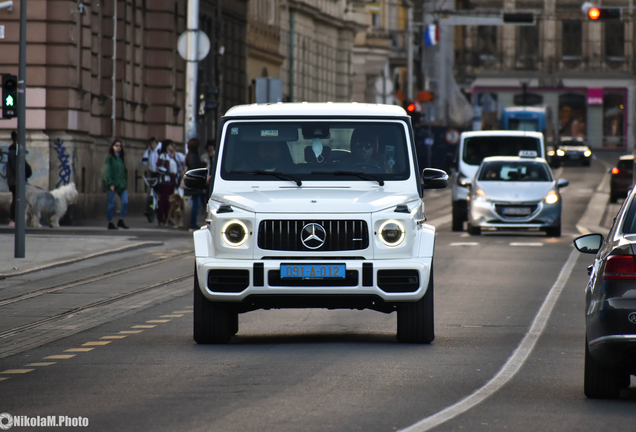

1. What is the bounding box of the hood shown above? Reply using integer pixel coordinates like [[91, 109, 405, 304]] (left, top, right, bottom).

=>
[[476, 181, 555, 202], [211, 187, 418, 214]]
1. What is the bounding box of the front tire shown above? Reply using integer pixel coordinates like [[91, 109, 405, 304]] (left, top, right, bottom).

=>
[[193, 270, 237, 344], [584, 338, 622, 399], [467, 223, 481, 236], [452, 202, 465, 232], [545, 224, 561, 237], [397, 268, 434, 344]]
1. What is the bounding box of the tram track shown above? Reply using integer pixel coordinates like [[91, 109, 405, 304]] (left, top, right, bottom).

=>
[[0, 251, 192, 308]]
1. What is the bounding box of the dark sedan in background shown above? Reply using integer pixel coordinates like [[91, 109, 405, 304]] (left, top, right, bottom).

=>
[[555, 136, 592, 166], [574, 187, 636, 399], [609, 154, 634, 203]]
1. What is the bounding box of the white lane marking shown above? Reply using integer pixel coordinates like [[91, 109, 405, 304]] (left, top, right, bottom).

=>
[[509, 242, 543, 247], [399, 248, 579, 432], [450, 242, 479, 246]]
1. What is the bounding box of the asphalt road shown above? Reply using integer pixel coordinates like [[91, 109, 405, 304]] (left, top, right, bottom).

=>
[[0, 155, 634, 431]]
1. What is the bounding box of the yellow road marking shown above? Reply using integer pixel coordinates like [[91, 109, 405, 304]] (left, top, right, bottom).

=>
[[82, 341, 111, 346], [172, 310, 192, 314], [161, 315, 183, 318], [101, 335, 127, 339], [119, 330, 143, 334], [146, 320, 170, 323], [132, 325, 155, 329], [1, 369, 34, 374], [0, 377, 8, 382], [25, 363, 56, 367], [44, 355, 75, 359], [65, 348, 94, 352]]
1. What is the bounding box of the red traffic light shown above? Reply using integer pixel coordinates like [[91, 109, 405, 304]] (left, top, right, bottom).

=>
[[588, 7, 601, 19], [406, 103, 416, 112]]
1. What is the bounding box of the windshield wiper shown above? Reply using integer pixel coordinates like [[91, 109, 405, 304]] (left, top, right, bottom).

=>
[[311, 171, 384, 186], [230, 170, 302, 186]]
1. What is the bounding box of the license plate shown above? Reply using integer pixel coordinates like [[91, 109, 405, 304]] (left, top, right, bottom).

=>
[[502, 207, 532, 216], [280, 264, 346, 279]]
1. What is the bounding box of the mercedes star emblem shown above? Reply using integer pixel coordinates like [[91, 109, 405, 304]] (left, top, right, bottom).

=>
[[301, 223, 327, 249]]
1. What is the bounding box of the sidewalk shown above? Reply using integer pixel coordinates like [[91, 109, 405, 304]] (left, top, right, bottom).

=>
[[0, 214, 193, 278]]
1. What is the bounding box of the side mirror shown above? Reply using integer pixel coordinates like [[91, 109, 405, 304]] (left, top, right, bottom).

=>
[[458, 178, 471, 188], [573, 233, 603, 254], [183, 168, 208, 190], [422, 168, 448, 189], [557, 178, 569, 188]]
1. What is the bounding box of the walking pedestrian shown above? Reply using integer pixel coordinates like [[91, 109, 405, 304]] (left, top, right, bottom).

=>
[[184, 138, 207, 230], [156, 141, 178, 226], [103, 138, 129, 230]]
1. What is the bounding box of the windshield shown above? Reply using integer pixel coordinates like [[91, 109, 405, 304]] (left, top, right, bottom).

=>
[[478, 161, 552, 182], [509, 119, 539, 132], [220, 121, 410, 181], [463, 136, 542, 166]]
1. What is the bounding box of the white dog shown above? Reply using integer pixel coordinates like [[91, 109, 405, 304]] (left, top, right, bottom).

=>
[[26, 183, 78, 228]]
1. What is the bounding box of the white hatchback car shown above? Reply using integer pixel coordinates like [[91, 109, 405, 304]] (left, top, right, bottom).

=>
[[184, 103, 448, 344], [465, 154, 568, 237]]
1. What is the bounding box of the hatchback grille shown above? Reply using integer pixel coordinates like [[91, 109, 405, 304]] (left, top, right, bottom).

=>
[[494, 204, 538, 218], [258, 220, 369, 251]]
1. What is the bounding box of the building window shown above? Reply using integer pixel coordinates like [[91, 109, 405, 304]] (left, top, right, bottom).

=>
[[562, 21, 582, 59], [516, 25, 539, 68], [477, 26, 498, 67], [605, 22, 625, 60]]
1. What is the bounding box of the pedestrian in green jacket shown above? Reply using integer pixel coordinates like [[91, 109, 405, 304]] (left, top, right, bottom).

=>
[[103, 139, 129, 230]]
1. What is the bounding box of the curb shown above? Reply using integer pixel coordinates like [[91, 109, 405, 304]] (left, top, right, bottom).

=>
[[0, 240, 164, 278]]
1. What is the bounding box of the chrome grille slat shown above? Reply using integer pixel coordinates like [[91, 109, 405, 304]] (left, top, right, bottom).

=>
[[258, 219, 369, 251]]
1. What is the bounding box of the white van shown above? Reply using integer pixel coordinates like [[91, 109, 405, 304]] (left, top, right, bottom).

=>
[[451, 130, 545, 231]]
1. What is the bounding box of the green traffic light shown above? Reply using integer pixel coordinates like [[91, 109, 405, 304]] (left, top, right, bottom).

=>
[[5, 94, 14, 107]]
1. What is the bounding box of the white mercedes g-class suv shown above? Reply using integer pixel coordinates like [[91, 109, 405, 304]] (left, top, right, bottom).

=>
[[184, 103, 448, 344]]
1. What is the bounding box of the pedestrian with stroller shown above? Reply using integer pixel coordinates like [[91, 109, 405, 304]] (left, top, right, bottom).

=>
[[103, 139, 129, 230], [156, 141, 178, 226]]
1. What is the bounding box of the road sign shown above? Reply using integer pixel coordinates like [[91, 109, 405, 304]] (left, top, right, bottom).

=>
[[177, 30, 211, 61]]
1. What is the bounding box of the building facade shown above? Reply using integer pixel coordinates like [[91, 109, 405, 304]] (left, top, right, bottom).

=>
[[451, 0, 635, 151]]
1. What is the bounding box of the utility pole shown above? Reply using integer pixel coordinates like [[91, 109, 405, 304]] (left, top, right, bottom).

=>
[[406, 1, 414, 102], [184, 0, 200, 146], [14, 0, 26, 258]]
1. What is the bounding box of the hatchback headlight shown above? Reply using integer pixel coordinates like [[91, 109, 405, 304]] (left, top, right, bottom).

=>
[[379, 220, 405, 246], [556, 149, 565, 156], [474, 188, 488, 202], [543, 190, 559, 204], [222, 220, 249, 246]]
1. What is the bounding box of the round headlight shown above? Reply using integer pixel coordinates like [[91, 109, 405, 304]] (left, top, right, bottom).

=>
[[379, 220, 405, 246], [222, 220, 248, 246]]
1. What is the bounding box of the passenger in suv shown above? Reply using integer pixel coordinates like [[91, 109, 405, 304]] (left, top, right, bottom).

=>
[[183, 103, 448, 344]]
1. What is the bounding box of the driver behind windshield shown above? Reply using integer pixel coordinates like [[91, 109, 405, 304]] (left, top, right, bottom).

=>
[[348, 128, 391, 172]]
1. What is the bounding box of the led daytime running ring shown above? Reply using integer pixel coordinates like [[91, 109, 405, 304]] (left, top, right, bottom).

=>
[[222, 220, 249, 246], [379, 219, 406, 246]]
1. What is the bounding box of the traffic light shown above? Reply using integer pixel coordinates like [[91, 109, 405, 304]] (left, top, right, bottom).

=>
[[2, 74, 17, 119], [587, 7, 621, 20], [404, 100, 422, 125]]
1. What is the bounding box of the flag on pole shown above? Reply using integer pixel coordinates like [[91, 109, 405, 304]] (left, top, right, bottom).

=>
[[423, 24, 438, 47]]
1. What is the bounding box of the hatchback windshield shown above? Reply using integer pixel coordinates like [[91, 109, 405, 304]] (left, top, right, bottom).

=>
[[463, 136, 542, 166], [478, 161, 552, 182], [220, 121, 410, 181]]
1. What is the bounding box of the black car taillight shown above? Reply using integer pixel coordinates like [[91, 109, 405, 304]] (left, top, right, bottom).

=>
[[604, 255, 636, 280]]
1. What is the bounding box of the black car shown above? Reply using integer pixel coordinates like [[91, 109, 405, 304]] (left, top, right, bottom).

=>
[[609, 154, 634, 203], [574, 187, 636, 398]]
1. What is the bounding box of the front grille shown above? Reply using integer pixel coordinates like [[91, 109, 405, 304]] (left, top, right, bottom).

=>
[[258, 220, 369, 251], [494, 204, 538, 218], [377, 270, 419, 292], [208, 270, 249, 293]]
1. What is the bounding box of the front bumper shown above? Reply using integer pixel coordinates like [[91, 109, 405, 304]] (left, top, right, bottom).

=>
[[468, 200, 561, 229], [195, 257, 432, 305]]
